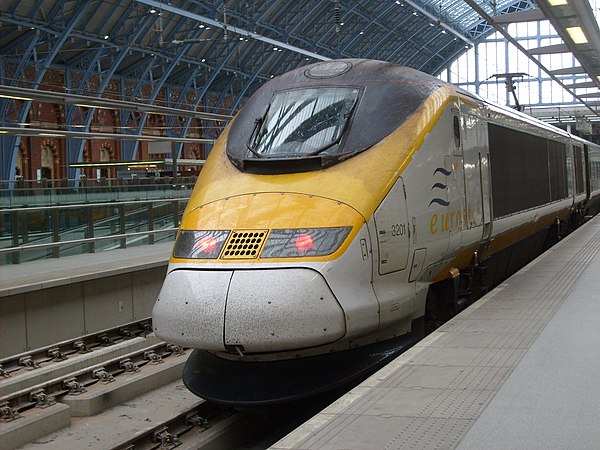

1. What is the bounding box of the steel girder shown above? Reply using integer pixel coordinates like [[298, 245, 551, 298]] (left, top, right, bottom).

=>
[[0, 0, 540, 184]]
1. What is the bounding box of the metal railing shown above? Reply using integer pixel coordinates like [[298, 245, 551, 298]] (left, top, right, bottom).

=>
[[0, 199, 186, 265], [0, 176, 197, 208]]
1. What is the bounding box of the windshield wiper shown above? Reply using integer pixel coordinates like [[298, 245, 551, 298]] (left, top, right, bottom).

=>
[[246, 117, 264, 158]]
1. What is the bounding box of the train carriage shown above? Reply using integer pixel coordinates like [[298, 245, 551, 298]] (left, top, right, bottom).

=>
[[152, 59, 600, 405]]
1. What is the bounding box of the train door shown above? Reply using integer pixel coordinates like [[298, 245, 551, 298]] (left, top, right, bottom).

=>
[[447, 114, 465, 255], [372, 177, 413, 328], [373, 177, 410, 275], [478, 120, 492, 247], [584, 144, 591, 204], [461, 113, 489, 251]]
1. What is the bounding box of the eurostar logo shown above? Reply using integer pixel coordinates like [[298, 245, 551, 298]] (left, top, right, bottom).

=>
[[429, 167, 451, 207]]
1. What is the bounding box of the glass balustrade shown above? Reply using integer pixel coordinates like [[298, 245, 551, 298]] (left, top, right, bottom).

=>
[[0, 198, 187, 265], [0, 176, 196, 208]]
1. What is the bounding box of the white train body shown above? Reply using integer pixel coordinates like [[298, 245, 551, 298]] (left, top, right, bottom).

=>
[[153, 59, 600, 366]]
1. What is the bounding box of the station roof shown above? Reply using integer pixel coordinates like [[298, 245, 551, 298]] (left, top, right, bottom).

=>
[[0, 0, 539, 114]]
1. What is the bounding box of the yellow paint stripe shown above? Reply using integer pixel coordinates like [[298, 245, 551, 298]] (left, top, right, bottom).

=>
[[183, 86, 457, 224]]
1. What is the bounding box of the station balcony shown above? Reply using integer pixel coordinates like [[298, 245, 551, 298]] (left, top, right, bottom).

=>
[[0, 176, 193, 265]]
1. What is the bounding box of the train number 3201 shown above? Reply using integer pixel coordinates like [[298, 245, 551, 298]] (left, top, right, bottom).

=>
[[391, 224, 406, 236]]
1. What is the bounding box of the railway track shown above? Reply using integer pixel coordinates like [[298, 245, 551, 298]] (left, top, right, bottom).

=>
[[0, 317, 414, 450], [0, 319, 153, 379], [0, 315, 334, 450]]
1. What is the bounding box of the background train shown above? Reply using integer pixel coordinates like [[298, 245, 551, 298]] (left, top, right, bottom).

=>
[[152, 59, 600, 404]]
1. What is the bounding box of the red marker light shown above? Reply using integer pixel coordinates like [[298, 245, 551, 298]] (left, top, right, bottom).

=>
[[295, 233, 314, 252], [196, 235, 218, 254]]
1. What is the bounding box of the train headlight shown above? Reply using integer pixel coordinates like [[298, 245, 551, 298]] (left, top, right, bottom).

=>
[[173, 230, 229, 259], [261, 227, 351, 258]]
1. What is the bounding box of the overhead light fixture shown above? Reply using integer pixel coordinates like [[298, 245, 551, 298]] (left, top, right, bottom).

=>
[[547, 0, 568, 5], [39, 133, 66, 137], [566, 26, 588, 44], [0, 94, 34, 101], [149, 8, 157, 13], [73, 103, 112, 109]]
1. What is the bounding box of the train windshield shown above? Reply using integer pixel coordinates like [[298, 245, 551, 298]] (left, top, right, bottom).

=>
[[247, 87, 360, 158]]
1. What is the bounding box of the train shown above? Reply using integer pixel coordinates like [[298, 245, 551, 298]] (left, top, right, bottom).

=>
[[152, 59, 600, 405]]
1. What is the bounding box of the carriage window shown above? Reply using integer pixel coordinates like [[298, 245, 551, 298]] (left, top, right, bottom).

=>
[[248, 87, 360, 158], [453, 116, 461, 148]]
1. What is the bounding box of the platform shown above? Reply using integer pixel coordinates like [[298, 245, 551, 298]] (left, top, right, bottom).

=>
[[274, 214, 600, 449], [0, 241, 172, 297], [0, 242, 172, 358]]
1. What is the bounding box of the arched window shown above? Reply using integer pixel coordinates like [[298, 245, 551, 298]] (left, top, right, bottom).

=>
[[99, 146, 112, 178], [41, 145, 54, 179]]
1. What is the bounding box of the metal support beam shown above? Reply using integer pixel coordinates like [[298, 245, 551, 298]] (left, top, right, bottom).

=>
[[135, 0, 330, 61], [0, 85, 231, 121], [402, 0, 473, 46], [463, 0, 600, 118]]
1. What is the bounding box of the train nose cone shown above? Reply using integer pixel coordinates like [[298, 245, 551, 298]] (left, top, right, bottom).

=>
[[224, 268, 346, 352], [153, 270, 232, 351], [152, 268, 346, 352]]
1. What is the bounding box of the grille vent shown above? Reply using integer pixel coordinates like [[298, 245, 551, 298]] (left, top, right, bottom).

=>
[[222, 229, 268, 259]]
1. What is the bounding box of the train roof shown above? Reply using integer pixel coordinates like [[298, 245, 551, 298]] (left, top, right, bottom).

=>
[[226, 59, 451, 172], [225, 59, 597, 174]]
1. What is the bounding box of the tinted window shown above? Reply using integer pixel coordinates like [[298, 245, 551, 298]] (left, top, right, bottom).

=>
[[249, 87, 360, 158]]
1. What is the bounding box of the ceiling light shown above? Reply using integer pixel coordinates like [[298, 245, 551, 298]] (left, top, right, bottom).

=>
[[566, 26, 588, 44], [104, 35, 109, 40], [201, 58, 206, 62], [547, 0, 568, 5], [0, 94, 34, 101], [273, 47, 279, 51], [199, 24, 205, 28], [74, 103, 112, 109], [149, 8, 157, 13]]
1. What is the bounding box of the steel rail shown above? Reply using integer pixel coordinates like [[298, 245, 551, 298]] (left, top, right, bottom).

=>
[[0, 318, 153, 379], [0, 342, 187, 422]]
